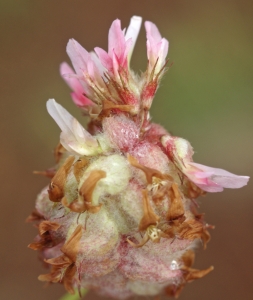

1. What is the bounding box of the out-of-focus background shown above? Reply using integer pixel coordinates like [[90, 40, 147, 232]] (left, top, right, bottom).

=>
[[1, 0, 252, 299]]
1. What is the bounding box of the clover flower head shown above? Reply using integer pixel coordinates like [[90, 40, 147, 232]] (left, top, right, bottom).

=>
[[28, 16, 249, 299]]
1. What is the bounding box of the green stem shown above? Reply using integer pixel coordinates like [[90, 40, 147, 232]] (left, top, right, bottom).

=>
[[59, 289, 88, 300]]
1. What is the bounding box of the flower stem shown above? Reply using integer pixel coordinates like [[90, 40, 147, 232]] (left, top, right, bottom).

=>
[[59, 289, 88, 300]]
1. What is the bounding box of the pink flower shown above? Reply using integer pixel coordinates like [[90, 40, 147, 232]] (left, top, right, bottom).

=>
[[95, 16, 142, 74], [145, 21, 169, 76], [60, 62, 93, 106], [161, 135, 249, 192]]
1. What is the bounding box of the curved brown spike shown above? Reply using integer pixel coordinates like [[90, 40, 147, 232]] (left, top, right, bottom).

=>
[[38, 267, 62, 283], [38, 220, 61, 236], [201, 227, 211, 250], [62, 197, 86, 214], [61, 225, 82, 263], [45, 254, 72, 267], [38, 225, 82, 293], [79, 170, 106, 213], [48, 156, 75, 202], [128, 154, 171, 184], [63, 264, 77, 294], [184, 266, 214, 282], [73, 158, 89, 182], [28, 240, 48, 251], [167, 183, 185, 222], [25, 210, 44, 223], [139, 190, 160, 231]]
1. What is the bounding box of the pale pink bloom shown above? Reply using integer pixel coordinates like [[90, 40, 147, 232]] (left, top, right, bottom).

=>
[[65, 39, 105, 96], [145, 21, 169, 76], [60, 62, 93, 106], [161, 135, 249, 192], [186, 162, 250, 192], [46, 99, 100, 156], [95, 16, 142, 74], [61, 16, 142, 110]]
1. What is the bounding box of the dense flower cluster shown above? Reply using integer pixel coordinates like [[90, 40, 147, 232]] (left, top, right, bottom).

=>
[[28, 16, 249, 299]]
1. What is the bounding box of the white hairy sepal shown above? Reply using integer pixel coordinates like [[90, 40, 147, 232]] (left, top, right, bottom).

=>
[[78, 154, 131, 205]]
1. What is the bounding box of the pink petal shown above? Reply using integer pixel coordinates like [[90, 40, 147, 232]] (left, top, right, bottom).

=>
[[60, 62, 83, 94], [108, 19, 126, 63], [94, 47, 112, 71], [145, 21, 169, 71], [90, 51, 106, 75], [60, 62, 92, 106], [70, 92, 92, 107], [188, 162, 249, 191], [125, 16, 142, 61], [87, 57, 104, 86], [145, 21, 162, 43], [66, 39, 89, 75]]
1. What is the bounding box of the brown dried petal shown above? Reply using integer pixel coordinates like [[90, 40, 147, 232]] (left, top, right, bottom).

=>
[[48, 156, 75, 202], [178, 219, 203, 240], [63, 264, 77, 294], [201, 227, 211, 250], [38, 266, 63, 283], [38, 221, 61, 236], [181, 250, 195, 268], [186, 180, 206, 199], [167, 183, 185, 221], [25, 210, 44, 223], [62, 197, 86, 213], [73, 158, 89, 182], [184, 266, 214, 282], [128, 155, 170, 184], [79, 170, 106, 203], [81, 170, 106, 213], [38, 225, 83, 288], [28, 236, 52, 250], [139, 190, 160, 231], [61, 225, 82, 262]]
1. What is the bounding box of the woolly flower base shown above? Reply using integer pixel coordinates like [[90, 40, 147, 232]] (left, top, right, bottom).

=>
[[28, 16, 249, 299]]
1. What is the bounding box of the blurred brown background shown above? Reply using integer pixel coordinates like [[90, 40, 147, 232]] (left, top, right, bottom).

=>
[[0, 0, 252, 299]]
